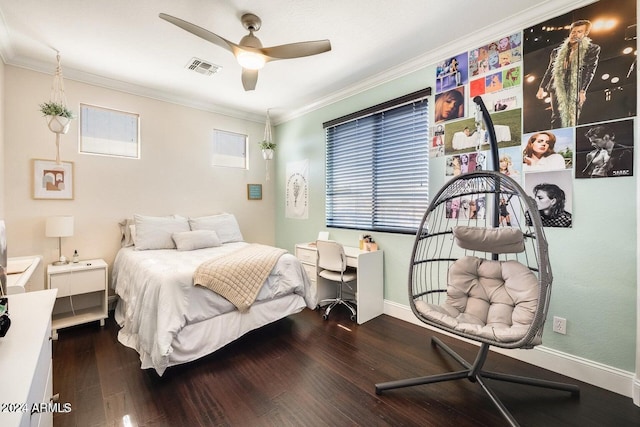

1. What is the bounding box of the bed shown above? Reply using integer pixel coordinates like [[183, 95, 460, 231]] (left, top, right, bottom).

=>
[[112, 213, 316, 376]]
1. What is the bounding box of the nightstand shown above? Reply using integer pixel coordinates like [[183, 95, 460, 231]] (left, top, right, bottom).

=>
[[47, 259, 108, 340]]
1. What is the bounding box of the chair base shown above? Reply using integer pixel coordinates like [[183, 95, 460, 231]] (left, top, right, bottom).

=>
[[375, 336, 580, 427], [318, 297, 357, 322]]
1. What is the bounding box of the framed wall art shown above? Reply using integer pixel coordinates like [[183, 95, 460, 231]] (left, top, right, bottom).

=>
[[247, 183, 262, 200], [32, 159, 74, 200]]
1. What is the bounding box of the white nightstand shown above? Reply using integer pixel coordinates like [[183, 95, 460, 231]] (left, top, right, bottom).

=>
[[47, 259, 108, 340]]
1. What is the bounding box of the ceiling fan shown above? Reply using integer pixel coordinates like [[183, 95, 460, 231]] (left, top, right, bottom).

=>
[[159, 12, 332, 91]]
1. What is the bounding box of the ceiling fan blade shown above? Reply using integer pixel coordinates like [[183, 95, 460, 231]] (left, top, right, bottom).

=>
[[262, 40, 331, 60], [159, 13, 241, 56], [242, 68, 258, 91]]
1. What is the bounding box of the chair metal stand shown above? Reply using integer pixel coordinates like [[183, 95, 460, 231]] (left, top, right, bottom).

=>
[[318, 279, 357, 321], [375, 336, 580, 427]]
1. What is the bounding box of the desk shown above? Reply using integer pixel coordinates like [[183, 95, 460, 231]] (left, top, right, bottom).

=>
[[6, 255, 42, 294], [295, 243, 384, 324]]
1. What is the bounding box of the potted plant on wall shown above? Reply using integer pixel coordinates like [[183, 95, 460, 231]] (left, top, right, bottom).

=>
[[259, 140, 276, 160], [39, 101, 74, 135]]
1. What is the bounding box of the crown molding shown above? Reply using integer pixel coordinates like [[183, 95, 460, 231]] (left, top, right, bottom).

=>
[[275, 0, 597, 125]]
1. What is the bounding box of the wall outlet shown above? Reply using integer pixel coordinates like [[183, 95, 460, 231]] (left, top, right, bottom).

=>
[[553, 316, 567, 334]]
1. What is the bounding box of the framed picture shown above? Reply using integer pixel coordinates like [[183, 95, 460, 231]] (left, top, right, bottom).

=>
[[247, 184, 262, 200], [32, 159, 74, 200]]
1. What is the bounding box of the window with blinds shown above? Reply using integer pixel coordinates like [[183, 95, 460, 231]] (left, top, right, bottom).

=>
[[324, 88, 430, 234]]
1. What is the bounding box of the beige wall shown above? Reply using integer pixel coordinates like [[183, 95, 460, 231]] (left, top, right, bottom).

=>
[[3, 65, 274, 291]]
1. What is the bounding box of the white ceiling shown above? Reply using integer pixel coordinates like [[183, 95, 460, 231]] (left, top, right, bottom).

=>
[[0, 0, 591, 122]]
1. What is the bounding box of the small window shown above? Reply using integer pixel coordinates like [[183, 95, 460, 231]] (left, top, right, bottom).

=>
[[212, 129, 247, 169], [80, 104, 140, 158]]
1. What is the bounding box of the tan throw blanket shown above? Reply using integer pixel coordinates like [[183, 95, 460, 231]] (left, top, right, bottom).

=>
[[193, 244, 287, 312]]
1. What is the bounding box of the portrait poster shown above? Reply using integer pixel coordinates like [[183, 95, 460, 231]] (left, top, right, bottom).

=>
[[435, 52, 469, 93], [434, 86, 465, 124], [285, 159, 309, 219], [522, 127, 574, 173], [497, 146, 523, 184], [524, 170, 573, 228], [574, 118, 634, 179], [32, 159, 74, 200], [522, 0, 637, 133]]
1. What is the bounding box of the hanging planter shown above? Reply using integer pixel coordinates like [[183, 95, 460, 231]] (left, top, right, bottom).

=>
[[39, 54, 74, 164], [40, 102, 73, 134], [260, 110, 275, 180], [259, 142, 276, 160]]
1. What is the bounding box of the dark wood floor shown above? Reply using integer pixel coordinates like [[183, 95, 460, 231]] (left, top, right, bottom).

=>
[[52, 307, 640, 427]]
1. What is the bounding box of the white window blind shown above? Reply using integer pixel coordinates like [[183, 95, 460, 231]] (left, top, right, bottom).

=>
[[324, 88, 430, 234]]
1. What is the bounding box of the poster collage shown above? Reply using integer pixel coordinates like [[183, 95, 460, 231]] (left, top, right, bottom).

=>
[[431, 0, 636, 227]]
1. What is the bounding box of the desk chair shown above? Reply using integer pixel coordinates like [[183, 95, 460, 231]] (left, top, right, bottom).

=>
[[316, 240, 357, 321]]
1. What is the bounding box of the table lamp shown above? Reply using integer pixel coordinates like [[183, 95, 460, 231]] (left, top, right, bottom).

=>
[[46, 215, 74, 265]]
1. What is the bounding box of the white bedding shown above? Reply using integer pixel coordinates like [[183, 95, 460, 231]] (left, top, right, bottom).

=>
[[112, 242, 316, 375]]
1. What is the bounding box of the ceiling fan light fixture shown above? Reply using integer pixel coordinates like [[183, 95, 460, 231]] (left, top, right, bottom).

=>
[[236, 51, 266, 70]]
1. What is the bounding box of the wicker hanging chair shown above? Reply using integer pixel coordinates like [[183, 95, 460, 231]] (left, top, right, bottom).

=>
[[375, 97, 579, 427]]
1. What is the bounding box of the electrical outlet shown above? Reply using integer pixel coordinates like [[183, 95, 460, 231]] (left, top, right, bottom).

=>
[[553, 316, 567, 335]]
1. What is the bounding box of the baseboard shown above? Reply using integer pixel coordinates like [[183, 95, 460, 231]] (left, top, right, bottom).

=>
[[384, 300, 638, 401]]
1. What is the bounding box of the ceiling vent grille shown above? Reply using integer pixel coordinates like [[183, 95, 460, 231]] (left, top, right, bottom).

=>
[[185, 58, 221, 76]]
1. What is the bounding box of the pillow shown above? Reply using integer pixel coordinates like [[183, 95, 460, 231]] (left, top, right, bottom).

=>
[[172, 230, 221, 251], [119, 218, 135, 247], [452, 226, 524, 254], [189, 213, 244, 243], [133, 214, 190, 250], [129, 224, 136, 245]]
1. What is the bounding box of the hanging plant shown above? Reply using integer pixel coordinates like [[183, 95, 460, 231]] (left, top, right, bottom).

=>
[[39, 101, 74, 119], [39, 101, 74, 135], [258, 140, 276, 150]]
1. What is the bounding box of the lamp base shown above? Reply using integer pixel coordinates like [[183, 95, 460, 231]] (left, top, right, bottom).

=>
[[52, 260, 69, 266]]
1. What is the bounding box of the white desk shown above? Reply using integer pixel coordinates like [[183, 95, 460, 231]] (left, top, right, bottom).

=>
[[6, 255, 42, 294], [295, 243, 384, 324]]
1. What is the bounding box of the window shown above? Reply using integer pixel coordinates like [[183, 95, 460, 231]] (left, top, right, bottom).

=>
[[211, 129, 247, 169], [80, 104, 140, 158], [324, 88, 430, 234]]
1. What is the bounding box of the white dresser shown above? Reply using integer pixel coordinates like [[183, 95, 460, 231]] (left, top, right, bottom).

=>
[[0, 289, 57, 427]]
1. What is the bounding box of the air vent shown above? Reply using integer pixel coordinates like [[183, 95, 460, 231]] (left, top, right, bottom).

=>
[[185, 58, 221, 76]]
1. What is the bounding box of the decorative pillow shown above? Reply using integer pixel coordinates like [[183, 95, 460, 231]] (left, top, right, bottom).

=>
[[119, 218, 135, 247], [188, 213, 244, 243], [133, 214, 190, 250], [452, 226, 524, 254], [172, 230, 221, 251]]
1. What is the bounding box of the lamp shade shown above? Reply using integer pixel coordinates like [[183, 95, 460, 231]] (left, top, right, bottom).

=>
[[46, 215, 74, 238]]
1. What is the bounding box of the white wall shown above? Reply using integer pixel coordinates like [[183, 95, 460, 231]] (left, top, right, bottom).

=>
[[3, 66, 274, 291]]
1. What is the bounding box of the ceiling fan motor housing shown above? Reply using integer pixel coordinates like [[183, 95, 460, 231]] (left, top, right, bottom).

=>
[[241, 13, 262, 32]]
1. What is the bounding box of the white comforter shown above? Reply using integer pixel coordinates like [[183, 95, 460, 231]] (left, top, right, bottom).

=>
[[112, 242, 315, 374]]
